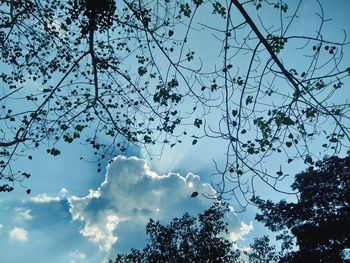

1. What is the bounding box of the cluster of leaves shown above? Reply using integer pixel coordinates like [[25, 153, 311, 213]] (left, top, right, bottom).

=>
[[0, 0, 206, 191], [0, 0, 349, 201], [69, 0, 117, 34]]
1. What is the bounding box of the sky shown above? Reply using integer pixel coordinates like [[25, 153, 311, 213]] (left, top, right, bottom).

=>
[[1, 0, 350, 262]]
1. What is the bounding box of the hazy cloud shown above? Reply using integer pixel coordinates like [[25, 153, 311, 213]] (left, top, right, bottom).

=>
[[15, 208, 32, 221], [9, 227, 28, 242], [68, 250, 86, 263]]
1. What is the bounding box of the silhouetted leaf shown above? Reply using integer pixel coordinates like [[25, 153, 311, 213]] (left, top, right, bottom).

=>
[[191, 191, 198, 197]]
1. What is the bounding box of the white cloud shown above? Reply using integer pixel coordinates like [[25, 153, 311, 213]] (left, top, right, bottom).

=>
[[0, 223, 3, 230], [78, 213, 120, 251], [9, 227, 28, 242], [68, 156, 249, 253], [30, 188, 67, 203], [31, 193, 60, 203], [68, 250, 86, 263], [230, 221, 254, 242], [59, 188, 68, 198]]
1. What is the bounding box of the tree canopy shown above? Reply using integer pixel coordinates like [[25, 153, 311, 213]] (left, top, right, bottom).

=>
[[1, 0, 349, 202], [111, 202, 242, 263], [253, 155, 350, 262]]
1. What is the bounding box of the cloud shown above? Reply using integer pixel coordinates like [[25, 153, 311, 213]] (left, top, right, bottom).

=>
[[30, 188, 68, 203], [230, 221, 254, 242], [0, 223, 3, 230], [9, 227, 28, 242], [15, 208, 32, 221], [59, 188, 68, 198], [68, 156, 250, 254], [31, 193, 60, 203], [68, 250, 86, 263]]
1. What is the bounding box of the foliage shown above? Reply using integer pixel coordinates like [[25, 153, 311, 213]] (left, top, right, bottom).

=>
[[0, 0, 349, 200], [111, 202, 242, 263], [252, 155, 350, 262], [247, 235, 279, 263]]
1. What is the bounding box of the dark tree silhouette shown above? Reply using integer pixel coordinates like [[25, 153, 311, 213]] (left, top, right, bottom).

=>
[[252, 155, 350, 262], [111, 202, 242, 263], [247, 235, 280, 263]]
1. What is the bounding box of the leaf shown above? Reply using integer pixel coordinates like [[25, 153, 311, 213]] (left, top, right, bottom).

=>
[[192, 139, 198, 145], [26, 189, 31, 194], [212, 1, 226, 17], [138, 67, 147, 76], [329, 137, 338, 143], [247, 148, 255, 154], [286, 141, 292, 148], [282, 117, 294, 126], [194, 118, 202, 128], [193, 0, 203, 7], [245, 95, 253, 105], [49, 148, 61, 156], [305, 155, 313, 164], [168, 30, 174, 37], [144, 135, 152, 143], [22, 172, 31, 178], [191, 191, 198, 198], [180, 3, 191, 17]]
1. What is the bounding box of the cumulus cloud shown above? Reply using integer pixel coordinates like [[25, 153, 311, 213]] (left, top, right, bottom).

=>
[[9, 227, 28, 242], [68, 250, 86, 263], [68, 156, 251, 254]]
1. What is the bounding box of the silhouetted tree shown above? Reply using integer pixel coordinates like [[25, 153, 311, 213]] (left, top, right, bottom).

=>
[[111, 202, 242, 263], [252, 155, 350, 262], [247, 235, 280, 263]]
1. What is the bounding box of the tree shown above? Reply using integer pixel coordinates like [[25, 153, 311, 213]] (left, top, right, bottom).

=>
[[1, 0, 349, 199], [246, 234, 294, 263], [111, 202, 242, 263], [247, 235, 280, 263], [252, 155, 350, 262]]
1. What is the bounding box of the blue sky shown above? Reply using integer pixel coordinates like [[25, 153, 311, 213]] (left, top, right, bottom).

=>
[[1, 0, 350, 262]]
